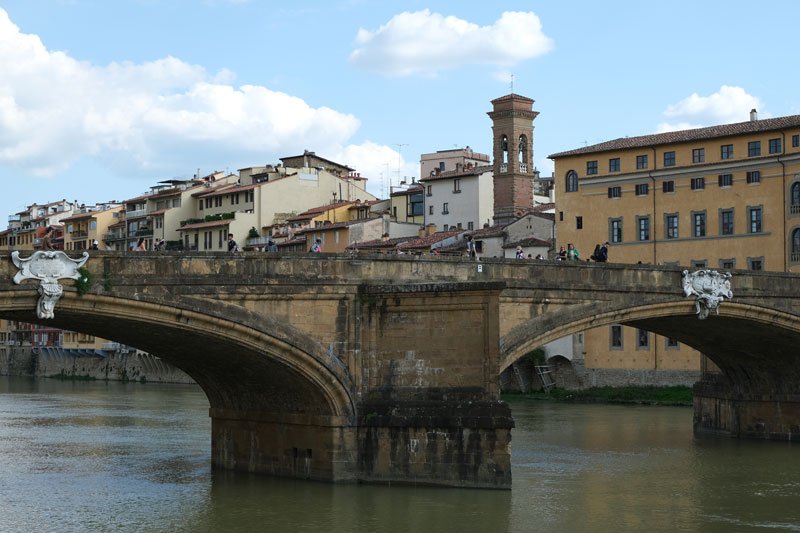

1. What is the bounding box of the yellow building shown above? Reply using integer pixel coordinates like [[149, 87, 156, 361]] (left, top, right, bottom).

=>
[[550, 111, 800, 383], [62, 203, 124, 251]]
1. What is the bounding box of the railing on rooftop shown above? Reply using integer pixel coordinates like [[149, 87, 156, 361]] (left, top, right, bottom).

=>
[[7, 214, 20, 223], [126, 208, 147, 219]]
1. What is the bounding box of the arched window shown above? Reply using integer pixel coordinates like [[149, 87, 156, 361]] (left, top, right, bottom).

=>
[[792, 228, 800, 262], [501, 135, 509, 164], [565, 170, 578, 192], [792, 182, 800, 210]]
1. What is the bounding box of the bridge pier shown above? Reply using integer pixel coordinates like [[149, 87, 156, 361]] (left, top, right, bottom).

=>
[[356, 400, 513, 488], [693, 382, 800, 441], [209, 409, 359, 482]]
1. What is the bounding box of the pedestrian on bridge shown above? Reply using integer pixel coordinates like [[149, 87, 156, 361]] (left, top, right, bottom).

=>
[[566, 243, 580, 261], [227, 234, 239, 253]]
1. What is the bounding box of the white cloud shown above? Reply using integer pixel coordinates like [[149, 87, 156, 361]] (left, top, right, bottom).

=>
[[350, 10, 553, 77], [0, 8, 393, 187], [336, 142, 415, 198], [657, 86, 763, 132]]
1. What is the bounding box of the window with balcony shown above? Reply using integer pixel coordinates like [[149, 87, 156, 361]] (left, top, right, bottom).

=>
[[791, 228, 800, 262], [721, 144, 734, 159], [610, 325, 623, 349], [565, 170, 578, 192], [748, 206, 762, 233], [693, 211, 706, 237], [720, 209, 734, 235], [610, 218, 623, 243], [665, 214, 678, 239], [637, 216, 650, 241]]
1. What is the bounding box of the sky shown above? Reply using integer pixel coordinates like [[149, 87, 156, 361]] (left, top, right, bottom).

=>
[[1, 0, 799, 220]]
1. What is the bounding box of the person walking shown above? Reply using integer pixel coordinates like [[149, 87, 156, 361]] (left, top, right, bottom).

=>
[[466, 236, 477, 259], [557, 246, 567, 261], [310, 238, 322, 253], [591, 244, 602, 261], [599, 242, 609, 262], [134, 237, 146, 251]]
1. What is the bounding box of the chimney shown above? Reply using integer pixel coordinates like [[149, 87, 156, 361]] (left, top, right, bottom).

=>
[[750, 109, 758, 121], [425, 223, 437, 236]]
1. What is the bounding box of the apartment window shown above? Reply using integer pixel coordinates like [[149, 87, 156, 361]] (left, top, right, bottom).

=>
[[662, 180, 675, 193], [409, 193, 424, 216], [426, 185, 432, 196], [610, 325, 623, 349], [635, 183, 649, 196], [747, 141, 761, 157], [214, 196, 223, 208], [748, 206, 762, 233], [586, 160, 598, 175], [769, 138, 782, 154], [609, 158, 620, 172], [693, 211, 706, 237], [608, 186, 622, 198], [576, 216, 583, 230], [453, 178, 461, 193], [231, 193, 240, 205], [218, 229, 225, 248], [692, 148, 705, 163], [720, 209, 734, 235], [637, 216, 650, 241], [691, 177, 705, 190], [666, 337, 680, 349], [566, 170, 578, 192], [665, 214, 678, 239], [793, 134, 799, 148], [746, 170, 761, 184], [468, 222, 474, 230], [637, 328, 650, 349], [442, 202, 449, 215], [718, 174, 733, 187], [721, 144, 734, 159], [720, 259, 736, 269], [691, 260, 707, 269], [199, 199, 204, 211], [429, 205, 433, 215], [636, 155, 648, 169], [610, 218, 623, 243], [438, 162, 445, 171], [792, 228, 800, 261], [748, 257, 764, 271], [205, 198, 212, 209], [663, 151, 676, 167]]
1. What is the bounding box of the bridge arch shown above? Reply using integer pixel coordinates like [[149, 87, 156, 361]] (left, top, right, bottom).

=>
[[0, 289, 355, 420], [500, 300, 800, 395]]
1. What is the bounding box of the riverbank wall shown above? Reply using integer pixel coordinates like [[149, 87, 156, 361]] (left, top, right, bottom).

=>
[[1, 346, 194, 384]]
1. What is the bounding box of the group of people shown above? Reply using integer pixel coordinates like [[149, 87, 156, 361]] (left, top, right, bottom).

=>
[[555, 242, 609, 262]]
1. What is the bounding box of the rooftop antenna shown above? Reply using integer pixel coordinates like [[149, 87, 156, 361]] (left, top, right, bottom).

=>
[[394, 143, 407, 190], [510, 73, 514, 94]]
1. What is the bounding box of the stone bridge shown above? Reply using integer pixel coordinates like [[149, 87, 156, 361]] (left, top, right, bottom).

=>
[[2, 251, 800, 489]]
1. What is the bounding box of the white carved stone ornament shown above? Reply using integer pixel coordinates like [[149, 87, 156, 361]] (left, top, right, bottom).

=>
[[681, 269, 733, 320], [11, 250, 90, 319]]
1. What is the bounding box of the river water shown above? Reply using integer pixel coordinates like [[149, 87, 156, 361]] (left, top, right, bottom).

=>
[[1, 376, 799, 532]]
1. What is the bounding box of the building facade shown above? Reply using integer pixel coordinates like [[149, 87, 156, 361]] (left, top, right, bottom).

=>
[[550, 111, 800, 382]]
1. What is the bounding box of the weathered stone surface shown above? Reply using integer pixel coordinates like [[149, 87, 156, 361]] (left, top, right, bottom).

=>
[[2, 252, 800, 484]]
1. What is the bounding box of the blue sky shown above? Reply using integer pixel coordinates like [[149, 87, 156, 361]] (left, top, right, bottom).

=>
[[1, 1, 799, 220]]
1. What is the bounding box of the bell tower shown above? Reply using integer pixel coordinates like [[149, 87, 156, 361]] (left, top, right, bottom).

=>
[[487, 93, 539, 226]]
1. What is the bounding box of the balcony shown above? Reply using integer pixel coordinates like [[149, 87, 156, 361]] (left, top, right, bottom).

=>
[[126, 208, 147, 219], [791, 204, 800, 215], [104, 233, 126, 241], [71, 230, 89, 238], [8, 214, 20, 223], [520, 163, 528, 173], [500, 163, 508, 173], [791, 252, 800, 263]]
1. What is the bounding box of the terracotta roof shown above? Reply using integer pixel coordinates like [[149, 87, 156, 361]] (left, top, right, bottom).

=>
[[470, 226, 506, 238], [287, 201, 353, 222], [347, 236, 415, 250], [177, 220, 232, 230], [420, 164, 492, 182], [397, 230, 464, 251], [504, 237, 552, 249], [195, 182, 259, 198], [549, 115, 800, 158], [295, 218, 374, 233]]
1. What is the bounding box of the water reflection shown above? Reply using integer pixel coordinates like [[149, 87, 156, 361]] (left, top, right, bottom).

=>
[[1, 377, 799, 532]]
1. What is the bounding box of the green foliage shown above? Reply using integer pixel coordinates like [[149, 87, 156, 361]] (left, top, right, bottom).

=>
[[505, 385, 692, 406], [248, 226, 260, 238], [522, 348, 546, 366], [75, 267, 92, 296]]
